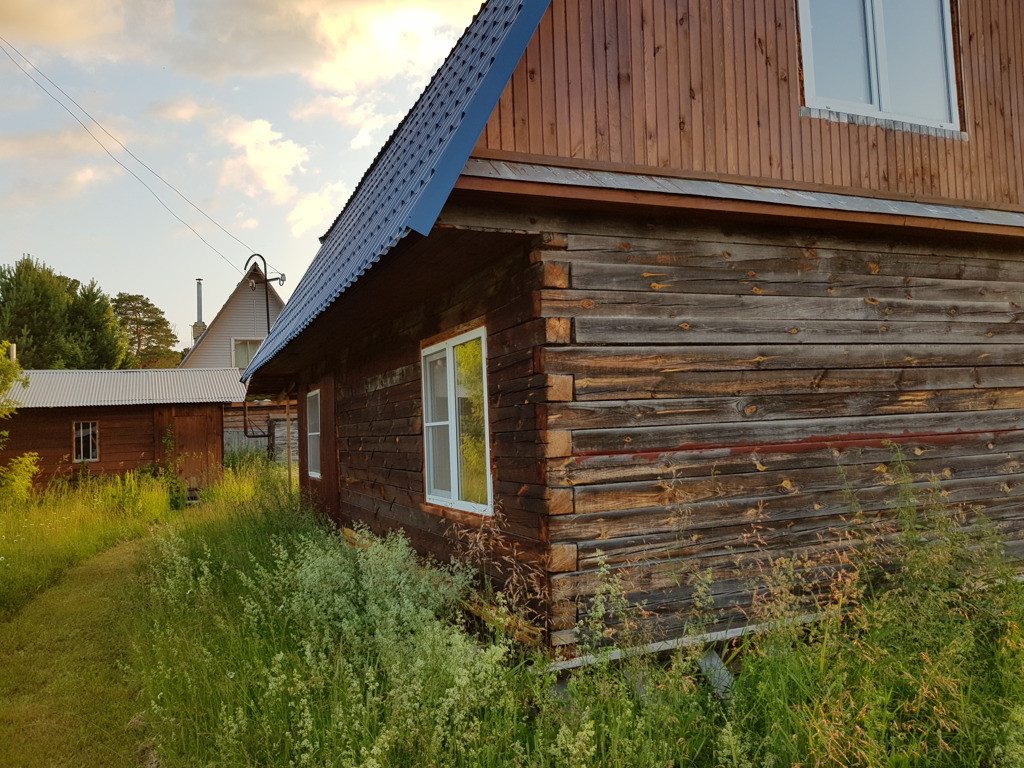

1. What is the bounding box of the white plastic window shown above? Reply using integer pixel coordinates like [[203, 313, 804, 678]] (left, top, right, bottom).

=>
[[233, 340, 263, 369], [73, 421, 98, 463], [307, 389, 321, 479], [421, 327, 492, 515], [798, 0, 960, 130]]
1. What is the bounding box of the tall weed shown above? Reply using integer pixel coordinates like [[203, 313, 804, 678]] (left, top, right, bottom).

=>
[[132, 450, 1024, 767]]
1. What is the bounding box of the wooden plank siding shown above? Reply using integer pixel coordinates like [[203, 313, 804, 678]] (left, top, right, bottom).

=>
[[517, 209, 1024, 646], [473, 0, 1024, 214]]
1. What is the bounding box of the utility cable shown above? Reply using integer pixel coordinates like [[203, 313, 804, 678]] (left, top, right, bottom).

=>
[[0, 36, 285, 279]]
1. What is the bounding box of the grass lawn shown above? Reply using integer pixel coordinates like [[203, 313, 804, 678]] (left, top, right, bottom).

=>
[[0, 537, 154, 768]]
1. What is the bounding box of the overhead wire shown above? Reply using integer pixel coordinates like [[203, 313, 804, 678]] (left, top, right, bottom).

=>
[[0, 35, 285, 279]]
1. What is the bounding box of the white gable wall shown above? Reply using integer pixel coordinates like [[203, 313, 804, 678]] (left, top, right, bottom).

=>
[[181, 279, 285, 370]]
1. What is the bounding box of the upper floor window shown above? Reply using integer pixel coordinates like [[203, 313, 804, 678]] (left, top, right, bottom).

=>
[[73, 421, 98, 463], [233, 339, 263, 369], [421, 326, 491, 515], [307, 389, 321, 479], [797, 0, 960, 131]]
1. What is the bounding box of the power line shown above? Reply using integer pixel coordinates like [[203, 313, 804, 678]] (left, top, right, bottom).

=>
[[0, 36, 284, 278]]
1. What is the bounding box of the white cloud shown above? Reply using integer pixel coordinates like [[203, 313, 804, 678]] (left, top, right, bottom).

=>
[[148, 96, 222, 123], [0, 164, 120, 208], [235, 214, 260, 230], [287, 180, 350, 237], [310, 2, 481, 94], [0, 0, 174, 62], [0, 0, 126, 46], [0, 129, 101, 160], [216, 117, 309, 205], [291, 95, 403, 150]]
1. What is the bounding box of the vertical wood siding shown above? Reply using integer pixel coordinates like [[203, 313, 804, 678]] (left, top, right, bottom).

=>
[[529, 213, 1024, 645], [474, 0, 1024, 212], [1, 404, 224, 487]]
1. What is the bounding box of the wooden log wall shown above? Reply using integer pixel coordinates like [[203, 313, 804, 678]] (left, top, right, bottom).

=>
[[474, 0, 1024, 213], [306, 233, 570, 589], [532, 214, 1024, 646]]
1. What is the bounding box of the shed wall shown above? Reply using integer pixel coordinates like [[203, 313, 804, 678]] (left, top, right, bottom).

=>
[[0, 403, 225, 488]]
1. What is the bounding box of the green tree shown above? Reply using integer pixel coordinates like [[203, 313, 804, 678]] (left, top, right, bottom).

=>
[[0, 256, 129, 369], [0, 340, 26, 428], [112, 293, 179, 368]]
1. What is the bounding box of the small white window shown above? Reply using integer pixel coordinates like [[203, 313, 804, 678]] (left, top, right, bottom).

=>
[[422, 326, 492, 515], [798, 0, 960, 130], [234, 339, 263, 369], [307, 390, 321, 479], [73, 421, 98, 463]]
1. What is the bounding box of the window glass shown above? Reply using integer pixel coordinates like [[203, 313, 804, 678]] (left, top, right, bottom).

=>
[[878, 0, 954, 124], [421, 327, 491, 514], [423, 350, 449, 422], [799, 0, 959, 130], [74, 421, 98, 462], [454, 337, 487, 505], [234, 340, 262, 368], [427, 425, 452, 497], [306, 390, 321, 478], [807, 0, 872, 106]]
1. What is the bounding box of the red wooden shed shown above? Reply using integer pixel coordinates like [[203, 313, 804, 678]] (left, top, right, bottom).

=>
[[2, 368, 246, 489]]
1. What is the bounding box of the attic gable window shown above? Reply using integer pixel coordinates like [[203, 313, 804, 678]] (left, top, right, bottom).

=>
[[234, 340, 263, 369], [797, 0, 960, 131], [422, 326, 492, 516], [73, 421, 98, 463]]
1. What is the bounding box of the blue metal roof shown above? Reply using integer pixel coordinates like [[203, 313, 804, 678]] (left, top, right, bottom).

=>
[[243, 0, 551, 383]]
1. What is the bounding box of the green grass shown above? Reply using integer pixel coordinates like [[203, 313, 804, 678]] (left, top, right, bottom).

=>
[[0, 538, 154, 768], [5, 453, 1024, 766], [0, 470, 175, 620], [129, 456, 1024, 768]]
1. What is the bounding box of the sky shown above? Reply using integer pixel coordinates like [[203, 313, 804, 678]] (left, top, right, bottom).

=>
[[0, 0, 484, 349]]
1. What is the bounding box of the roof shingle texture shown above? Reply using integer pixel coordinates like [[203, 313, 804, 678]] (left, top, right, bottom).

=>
[[243, 0, 550, 381], [6, 369, 246, 409]]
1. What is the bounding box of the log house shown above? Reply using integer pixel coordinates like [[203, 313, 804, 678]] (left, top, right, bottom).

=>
[[244, 0, 1024, 649]]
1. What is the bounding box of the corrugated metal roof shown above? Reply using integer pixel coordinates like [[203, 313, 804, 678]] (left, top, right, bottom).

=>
[[6, 369, 247, 409], [460, 158, 1024, 229], [242, 0, 551, 382]]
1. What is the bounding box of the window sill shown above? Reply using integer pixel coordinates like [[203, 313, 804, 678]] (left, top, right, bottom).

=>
[[800, 106, 966, 140], [420, 501, 494, 528]]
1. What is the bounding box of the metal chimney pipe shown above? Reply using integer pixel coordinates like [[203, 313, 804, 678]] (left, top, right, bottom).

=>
[[191, 279, 208, 342], [7, 343, 15, 362]]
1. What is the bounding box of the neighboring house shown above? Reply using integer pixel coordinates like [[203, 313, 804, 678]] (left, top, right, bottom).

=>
[[244, 0, 1024, 650], [180, 264, 295, 458], [1, 368, 246, 489]]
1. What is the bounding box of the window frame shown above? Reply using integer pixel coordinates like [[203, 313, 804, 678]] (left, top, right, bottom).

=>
[[306, 389, 321, 480], [232, 338, 264, 369], [73, 421, 99, 463], [421, 326, 493, 516], [797, 0, 961, 131]]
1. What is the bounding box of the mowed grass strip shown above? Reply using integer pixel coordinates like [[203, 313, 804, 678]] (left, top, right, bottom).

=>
[[0, 537, 153, 768]]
